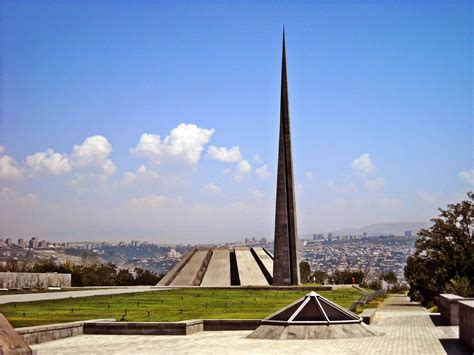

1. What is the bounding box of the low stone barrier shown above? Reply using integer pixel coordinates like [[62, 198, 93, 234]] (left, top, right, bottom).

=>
[[84, 320, 203, 336], [17, 319, 115, 345], [438, 294, 474, 325], [459, 300, 474, 352], [0, 272, 71, 290], [359, 308, 377, 324], [203, 319, 260, 331]]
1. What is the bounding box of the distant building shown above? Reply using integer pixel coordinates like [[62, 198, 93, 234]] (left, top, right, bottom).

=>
[[29, 237, 38, 249], [404, 231, 412, 237]]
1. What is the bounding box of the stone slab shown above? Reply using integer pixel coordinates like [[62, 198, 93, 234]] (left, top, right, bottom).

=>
[[234, 247, 269, 286], [0, 313, 33, 354], [459, 300, 474, 352], [84, 320, 203, 336], [156, 248, 197, 286], [438, 294, 474, 325], [200, 249, 231, 287], [170, 249, 211, 286]]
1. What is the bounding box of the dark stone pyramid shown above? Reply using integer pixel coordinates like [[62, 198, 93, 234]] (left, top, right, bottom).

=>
[[248, 291, 379, 339]]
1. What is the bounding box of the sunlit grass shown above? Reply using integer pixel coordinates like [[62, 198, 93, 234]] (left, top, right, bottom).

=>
[[0, 288, 364, 328]]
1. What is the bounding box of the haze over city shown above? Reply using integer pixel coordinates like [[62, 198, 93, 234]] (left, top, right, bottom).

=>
[[1, 1, 472, 243]]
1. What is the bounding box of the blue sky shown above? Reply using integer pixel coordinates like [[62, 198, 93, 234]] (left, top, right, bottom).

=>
[[0, 1, 472, 243]]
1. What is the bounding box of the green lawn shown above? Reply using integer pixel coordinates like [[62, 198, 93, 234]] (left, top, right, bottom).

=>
[[0, 288, 364, 328]]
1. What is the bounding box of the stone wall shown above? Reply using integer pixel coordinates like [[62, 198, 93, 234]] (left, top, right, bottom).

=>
[[438, 293, 474, 325], [458, 300, 474, 352], [17, 319, 114, 345], [0, 272, 71, 290]]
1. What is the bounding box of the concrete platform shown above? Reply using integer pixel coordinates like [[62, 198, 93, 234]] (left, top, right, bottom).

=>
[[200, 249, 231, 287], [30, 295, 472, 354]]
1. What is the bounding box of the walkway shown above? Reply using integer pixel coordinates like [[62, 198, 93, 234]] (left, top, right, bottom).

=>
[[31, 294, 471, 354], [0, 287, 165, 305]]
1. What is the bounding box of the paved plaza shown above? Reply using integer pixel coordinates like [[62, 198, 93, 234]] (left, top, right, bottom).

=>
[[0, 287, 163, 305], [31, 295, 470, 354]]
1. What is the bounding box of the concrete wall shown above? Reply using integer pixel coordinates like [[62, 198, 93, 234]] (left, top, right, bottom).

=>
[[16, 319, 114, 345], [84, 320, 203, 336], [459, 300, 474, 352], [0, 272, 71, 290], [438, 294, 474, 325]]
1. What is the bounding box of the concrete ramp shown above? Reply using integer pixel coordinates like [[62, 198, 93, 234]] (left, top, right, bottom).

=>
[[251, 247, 273, 284], [170, 249, 211, 286], [235, 247, 269, 286], [157, 248, 197, 286], [200, 248, 231, 287]]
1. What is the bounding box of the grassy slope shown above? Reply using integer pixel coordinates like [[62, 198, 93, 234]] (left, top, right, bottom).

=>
[[1, 288, 363, 328]]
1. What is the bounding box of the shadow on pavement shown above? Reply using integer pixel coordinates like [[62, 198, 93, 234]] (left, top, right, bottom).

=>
[[429, 314, 449, 326], [438, 339, 471, 355]]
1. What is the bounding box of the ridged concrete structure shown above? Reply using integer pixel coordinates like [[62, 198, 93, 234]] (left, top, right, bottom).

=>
[[273, 29, 300, 286], [156, 247, 273, 287], [248, 291, 378, 339]]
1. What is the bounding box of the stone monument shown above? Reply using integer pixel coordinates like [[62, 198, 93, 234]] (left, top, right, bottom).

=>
[[272, 29, 300, 286]]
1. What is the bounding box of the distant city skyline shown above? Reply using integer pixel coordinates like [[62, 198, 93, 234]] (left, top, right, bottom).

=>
[[1, 1, 472, 243]]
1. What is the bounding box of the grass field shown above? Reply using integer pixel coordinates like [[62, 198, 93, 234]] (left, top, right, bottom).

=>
[[0, 288, 364, 328]]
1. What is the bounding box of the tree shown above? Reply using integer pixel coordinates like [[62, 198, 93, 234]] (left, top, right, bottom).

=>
[[383, 270, 397, 285], [299, 261, 311, 283], [134, 268, 161, 285], [404, 192, 474, 306], [311, 271, 328, 284]]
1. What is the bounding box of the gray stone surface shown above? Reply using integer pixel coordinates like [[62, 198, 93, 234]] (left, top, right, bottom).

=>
[[234, 247, 269, 286], [157, 248, 197, 286], [31, 294, 470, 354], [273, 30, 299, 286], [0, 286, 161, 305], [0, 272, 71, 290], [200, 248, 231, 287], [17, 319, 115, 345], [0, 313, 33, 354], [170, 249, 211, 286], [438, 293, 474, 326], [84, 320, 203, 336], [458, 300, 474, 352]]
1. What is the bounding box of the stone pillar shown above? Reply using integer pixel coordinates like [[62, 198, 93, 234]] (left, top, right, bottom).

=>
[[273, 30, 300, 286]]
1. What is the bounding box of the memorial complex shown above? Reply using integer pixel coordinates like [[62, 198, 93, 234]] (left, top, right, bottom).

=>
[[157, 30, 300, 289]]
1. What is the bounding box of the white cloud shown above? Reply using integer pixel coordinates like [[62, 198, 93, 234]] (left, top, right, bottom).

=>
[[121, 171, 137, 186], [253, 154, 262, 163], [208, 146, 242, 163], [364, 177, 385, 191], [131, 124, 214, 166], [0, 146, 4, 154], [304, 172, 313, 180], [202, 182, 222, 195], [234, 160, 252, 182], [72, 136, 112, 167], [256, 164, 271, 179], [351, 153, 376, 175], [129, 133, 162, 161], [0, 155, 23, 180], [459, 169, 474, 185], [69, 135, 116, 185], [328, 180, 358, 193], [25, 149, 72, 176]]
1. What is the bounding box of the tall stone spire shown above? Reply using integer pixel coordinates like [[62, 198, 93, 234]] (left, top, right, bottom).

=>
[[272, 29, 300, 286]]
